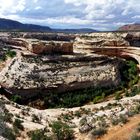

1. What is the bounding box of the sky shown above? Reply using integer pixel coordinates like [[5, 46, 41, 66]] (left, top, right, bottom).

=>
[[0, 0, 139, 30]]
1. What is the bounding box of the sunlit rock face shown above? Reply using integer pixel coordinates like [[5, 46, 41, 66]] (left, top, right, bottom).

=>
[[0, 54, 122, 99], [2, 32, 139, 99], [27, 41, 73, 54], [74, 32, 140, 52], [74, 32, 140, 64]]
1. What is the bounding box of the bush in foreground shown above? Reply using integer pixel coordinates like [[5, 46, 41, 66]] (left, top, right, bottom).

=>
[[51, 121, 74, 140]]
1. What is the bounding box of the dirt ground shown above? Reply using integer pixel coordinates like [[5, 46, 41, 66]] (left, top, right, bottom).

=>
[[99, 114, 140, 140]]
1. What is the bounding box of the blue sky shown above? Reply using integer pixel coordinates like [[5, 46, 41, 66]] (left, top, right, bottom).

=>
[[0, 0, 139, 30]]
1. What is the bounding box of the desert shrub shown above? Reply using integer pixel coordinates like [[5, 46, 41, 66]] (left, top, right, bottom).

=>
[[128, 86, 140, 97], [51, 121, 74, 140], [133, 104, 140, 114], [93, 94, 104, 104], [61, 113, 73, 122], [32, 114, 41, 123], [28, 129, 51, 140], [115, 92, 122, 100], [91, 127, 107, 138], [79, 117, 87, 126], [2, 127, 16, 140], [111, 117, 120, 126], [0, 55, 6, 61], [136, 123, 140, 132], [13, 118, 24, 131], [98, 120, 108, 128], [6, 50, 16, 58], [130, 133, 140, 140], [11, 95, 22, 103], [4, 112, 13, 123], [126, 110, 135, 117], [119, 114, 128, 124]]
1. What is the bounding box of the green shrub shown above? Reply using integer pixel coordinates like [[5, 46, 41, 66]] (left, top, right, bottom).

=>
[[79, 117, 87, 126], [130, 134, 140, 140], [51, 121, 74, 140], [91, 127, 107, 138], [111, 117, 119, 126], [4, 112, 13, 123], [115, 92, 122, 100], [11, 95, 22, 103], [28, 129, 51, 140], [13, 118, 24, 131], [121, 60, 139, 86], [32, 114, 41, 123], [2, 127, 16, 140], [136, 124, 140, 133], [6, 50, 16, 58], [119, 114, 128, 124]]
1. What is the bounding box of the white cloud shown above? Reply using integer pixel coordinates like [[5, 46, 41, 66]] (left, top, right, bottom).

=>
[[33, 0, 38, 3], [132, 15, 140, 19], [0, 0, 26, 14], [35, 6, 42, 10], [0, 0, 139, 30], [106, 14, 115, 19]]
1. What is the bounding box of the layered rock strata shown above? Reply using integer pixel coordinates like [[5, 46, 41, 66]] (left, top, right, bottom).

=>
[[74, 32, 140, 64], [0, 55, 122, 99]]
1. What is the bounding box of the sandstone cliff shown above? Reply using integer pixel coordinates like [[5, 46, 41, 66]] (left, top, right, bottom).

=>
[[0, 54, 122, 99], [1, 31, 139, 99], [74, 32, 140, 64]]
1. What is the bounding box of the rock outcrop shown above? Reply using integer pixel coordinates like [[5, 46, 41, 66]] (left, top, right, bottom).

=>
[[118, 23, 140, 31], [74, 32, 140, 64], [27, 41, 73, 54], [23, 33, 76, 41], [0, 55, 122, 99]]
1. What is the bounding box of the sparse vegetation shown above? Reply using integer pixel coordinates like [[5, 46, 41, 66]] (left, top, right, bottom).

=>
[[6, 50, 17, 58], [2, 127, 16, 140], [91, 127, 107, 138], [28, 129, 51, 140], [0, 49, 16, 62], [32, 114, 41, 123], [13, 118, 24, 131], [51, 121, 74, 140], [11, 95, 22, 103]]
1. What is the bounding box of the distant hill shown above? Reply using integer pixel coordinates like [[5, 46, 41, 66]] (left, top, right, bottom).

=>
[[118, 23, 140, 31], [0, 18, 97, 33], [0, 18, 51, 31], [53, 28, 97, 33]]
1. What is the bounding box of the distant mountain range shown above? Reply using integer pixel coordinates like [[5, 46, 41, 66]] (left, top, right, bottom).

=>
[[0, 18, 97, 33], [0, 18, 51, 31], [118, 23, 140, 31]]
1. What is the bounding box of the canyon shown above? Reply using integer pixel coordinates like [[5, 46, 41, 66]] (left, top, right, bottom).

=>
[[0, 31, 140, 140], [0, 32, 140, 99]]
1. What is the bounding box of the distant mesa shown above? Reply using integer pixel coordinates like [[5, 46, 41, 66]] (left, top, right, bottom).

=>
[[118, 23, 140, 31], [0, 18, 51, 31], [0, 18, 97, 33]]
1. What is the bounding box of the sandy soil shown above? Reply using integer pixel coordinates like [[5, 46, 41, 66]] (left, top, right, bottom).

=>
[[99, 114, 140, 140]]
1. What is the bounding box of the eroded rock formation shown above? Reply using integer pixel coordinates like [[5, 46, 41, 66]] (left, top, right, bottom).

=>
[[0, 31, 140, 98], [0, 54, 122, 99], [74, 32, 140, 63]]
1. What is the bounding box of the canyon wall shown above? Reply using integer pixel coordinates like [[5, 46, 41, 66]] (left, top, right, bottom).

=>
[[1, 31, 140, 98], [0, 55, 122, 99]]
